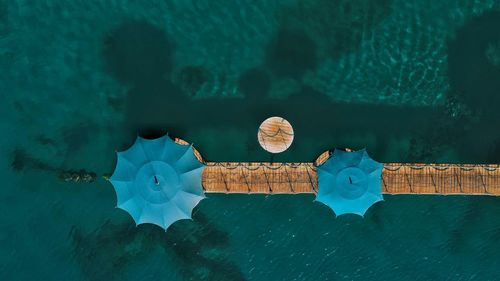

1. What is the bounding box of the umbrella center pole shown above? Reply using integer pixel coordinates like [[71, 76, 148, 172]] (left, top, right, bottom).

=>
[[154, 175, 160, 186]]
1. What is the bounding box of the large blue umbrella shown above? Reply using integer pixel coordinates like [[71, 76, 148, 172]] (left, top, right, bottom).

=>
[[315, 149, 383, 217], [109, 135, 205, 230]]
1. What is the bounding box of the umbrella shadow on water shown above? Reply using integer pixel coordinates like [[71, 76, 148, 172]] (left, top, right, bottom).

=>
[[405, 14, 500, 163], [101, 19, 459, 163], [265, 28, 317, 79], [443, 10, 500, 163], [69, 211, 247, 281], [103, 20, 175, 87], [448, 11, 500, 116]]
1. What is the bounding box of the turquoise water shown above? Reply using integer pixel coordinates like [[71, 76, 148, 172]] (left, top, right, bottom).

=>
[[1, 0, 500, 280]]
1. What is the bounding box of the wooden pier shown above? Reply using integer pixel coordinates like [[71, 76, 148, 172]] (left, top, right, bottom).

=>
[[202, 162, 319, 193], [201, 161, 500, 195], [177, 139, 500, 195]]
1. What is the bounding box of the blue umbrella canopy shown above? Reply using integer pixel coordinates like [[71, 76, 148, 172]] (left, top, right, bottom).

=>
[[109, 135, 205, 230], [315, 149, 383, 217]]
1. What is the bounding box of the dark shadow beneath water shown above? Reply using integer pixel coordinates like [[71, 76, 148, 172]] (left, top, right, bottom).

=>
[[98, 18, 445, 162], [99, 19, 489, 164], [238, 68, 272, 101], [278, 0, 393, 59], [265, 29, 317, 78], [448, 11, 500, 114], [446, 10, 500, 163], [70, 211, 247, 281], [122, 84, 445, 162], [103, 20, 175, 86]]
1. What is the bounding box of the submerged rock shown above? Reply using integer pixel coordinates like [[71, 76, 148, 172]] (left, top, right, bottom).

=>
[[10, 148, 55, 172], [59, 169, 96, 183], [172, 65, 213, 97], [444, 93, 472, 120]]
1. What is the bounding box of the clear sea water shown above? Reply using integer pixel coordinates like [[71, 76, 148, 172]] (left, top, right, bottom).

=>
[[1, 0, 500, 280]]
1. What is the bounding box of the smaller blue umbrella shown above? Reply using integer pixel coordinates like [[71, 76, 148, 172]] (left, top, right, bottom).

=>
[[315, 149, 383, 217], [109, 135, 205, 230]]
